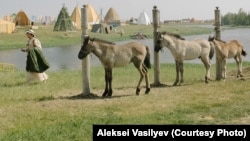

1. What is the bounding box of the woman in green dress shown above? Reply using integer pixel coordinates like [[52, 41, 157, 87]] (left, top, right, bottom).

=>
[[21, 29, 50, 83]]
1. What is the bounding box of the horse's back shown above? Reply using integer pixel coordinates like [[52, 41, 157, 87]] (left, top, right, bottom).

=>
[[227, 40, 244, 57], [194, 38, 211, 48], [228, 40, 243, 49], [108, 42, 148, 67], [119, 42, 147, 55], [194, 39, 212, 54], [120, 41, 146, 48], [181, 39, 210, 60]]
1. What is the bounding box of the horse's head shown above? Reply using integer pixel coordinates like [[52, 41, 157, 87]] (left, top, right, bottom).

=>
[[208, 35, 222, 47], [78, 36, 95, 59], [154, 32, 164, 52]]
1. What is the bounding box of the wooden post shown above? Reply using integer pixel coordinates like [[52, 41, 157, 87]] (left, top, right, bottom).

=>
[[81, 5, 91, 95], [152, 6, 161, 86], [214, 7, 222, 80]]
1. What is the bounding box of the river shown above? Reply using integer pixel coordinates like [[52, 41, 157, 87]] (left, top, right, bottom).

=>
[[0, 28, 250, 71]]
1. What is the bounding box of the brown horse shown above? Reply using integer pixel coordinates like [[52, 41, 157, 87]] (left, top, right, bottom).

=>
[[208, 36, 247, 79], [78, 36, 151, 97]]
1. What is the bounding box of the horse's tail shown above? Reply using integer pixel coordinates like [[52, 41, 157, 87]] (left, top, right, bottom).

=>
[[144, 46, 151, 69], [209, 42, 215, 60], [242, 49, 247, 56]]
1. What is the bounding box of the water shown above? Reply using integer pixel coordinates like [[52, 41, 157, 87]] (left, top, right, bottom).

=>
[[1, 28, 250, 71]]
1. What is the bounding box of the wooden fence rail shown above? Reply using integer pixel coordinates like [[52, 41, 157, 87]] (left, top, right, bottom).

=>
[[0, 63, 15, 72]]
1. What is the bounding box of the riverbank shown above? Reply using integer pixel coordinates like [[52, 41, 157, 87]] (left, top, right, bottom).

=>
[[1, 27, 250, 71], [0, 23, 221, 50]]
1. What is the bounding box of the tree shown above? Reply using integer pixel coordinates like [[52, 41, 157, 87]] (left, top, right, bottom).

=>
[[222, 8, 250, 26]]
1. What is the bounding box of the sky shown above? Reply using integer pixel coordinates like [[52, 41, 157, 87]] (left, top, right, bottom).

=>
[[1, 0, 250, 21]]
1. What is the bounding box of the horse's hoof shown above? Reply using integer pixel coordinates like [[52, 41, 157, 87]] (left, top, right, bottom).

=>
[[145, 88, 150, 94], [107, 92, 112, 97], [207, 77, 212, 81], [102, 94, 111, 98], [205, 78, 208, 83], [102, 90, 108, 97], [238, 74, 243, 78], [106, 95, 112, 98], [136, 88, 140, 95], [102, 93, 107, 97]]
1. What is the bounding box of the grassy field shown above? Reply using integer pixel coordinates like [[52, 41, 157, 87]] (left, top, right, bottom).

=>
[[0, 24, 249, 140], [1, 62, 250, 140], [0, 23, 219, 50]]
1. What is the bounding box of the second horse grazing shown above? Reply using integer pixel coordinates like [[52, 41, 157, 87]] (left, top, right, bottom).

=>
[[78, 36, 151, 97]]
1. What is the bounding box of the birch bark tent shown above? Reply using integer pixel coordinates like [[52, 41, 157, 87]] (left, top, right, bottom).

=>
[[54, 6, 73, 31], [13, 10, 30, 26], [70, 4, 100, 30], [86, 4, 99, 25], [71, 6, 81, 30], [104, 7, 121, 26]]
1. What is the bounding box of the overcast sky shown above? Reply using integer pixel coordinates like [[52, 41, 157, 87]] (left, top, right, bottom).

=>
[[1, 0, 250, 21]]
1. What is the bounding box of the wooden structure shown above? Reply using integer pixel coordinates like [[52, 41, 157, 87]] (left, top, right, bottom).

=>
[[0, 63, 15, 72], [152, 6, 161, 85], [214, 7, 222, 80], [81, 5, 91, 95]]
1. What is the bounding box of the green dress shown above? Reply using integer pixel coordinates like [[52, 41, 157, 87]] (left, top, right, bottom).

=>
[[25, 37, 49, 83]]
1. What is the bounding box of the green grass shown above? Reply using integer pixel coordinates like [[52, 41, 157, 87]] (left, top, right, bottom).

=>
[[0, 23, 248, 140], [1, 62, 250, 141]]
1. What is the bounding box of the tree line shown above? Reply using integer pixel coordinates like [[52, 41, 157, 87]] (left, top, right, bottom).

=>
[[222, 8, 250, 26]]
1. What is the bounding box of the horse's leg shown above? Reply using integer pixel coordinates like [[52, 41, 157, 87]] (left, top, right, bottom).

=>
[[102, 68, 109, 97], [173, 60, 180, 86], [221, 58, 227, 79], [179, 61, 184, 85], [106, 69, 113, 97], [235, 55, 243, 77], [201, 57, 211, 83], [142, 64, 150, 94], [135, 64, 145, 95], [238, 55, 243, 77]]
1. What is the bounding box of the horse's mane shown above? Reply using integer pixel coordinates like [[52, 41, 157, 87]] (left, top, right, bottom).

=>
[[208, 36, 226, 43], [161, 31, 185, 40], [215, 38, 226, 43], [91, 38, 116, 45]]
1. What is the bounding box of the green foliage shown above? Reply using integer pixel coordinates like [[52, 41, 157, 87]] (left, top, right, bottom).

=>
[[53, 6, 73, 31], [222, 8, 250, 26]]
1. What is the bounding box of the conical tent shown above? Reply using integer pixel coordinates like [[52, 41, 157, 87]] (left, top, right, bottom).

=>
[[104, 7, 120, 25], [86, 4, 99, 24], [70, 4, 99, 30], [71, 6, 81, 30], [0, 19, 15, 34], [137, 11, 151, 25], [54, 6, 73, 31], [13, 10, 30, 26]]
